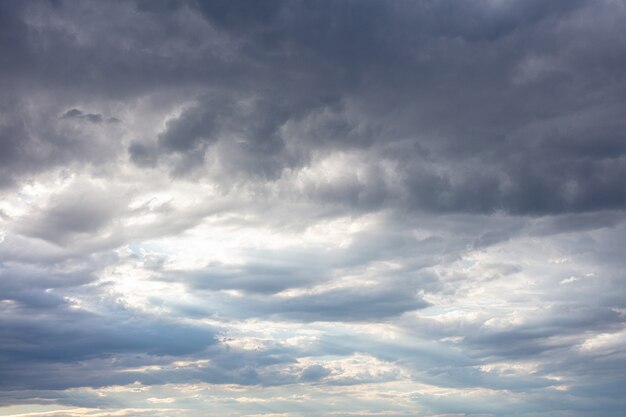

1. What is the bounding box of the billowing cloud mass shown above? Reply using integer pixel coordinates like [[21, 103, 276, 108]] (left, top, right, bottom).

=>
[[1, 1, 626, 416]]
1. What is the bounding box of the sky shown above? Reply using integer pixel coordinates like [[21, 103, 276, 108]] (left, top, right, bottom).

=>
[[1, 0, 626, 416]]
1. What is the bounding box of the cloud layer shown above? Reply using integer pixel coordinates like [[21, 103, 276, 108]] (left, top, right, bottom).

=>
[[1, 1, 625, 416]]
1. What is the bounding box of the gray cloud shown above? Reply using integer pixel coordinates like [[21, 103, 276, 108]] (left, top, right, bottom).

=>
[[1, 0, 624, 214], [1, 1, 626, 416], [258, 285, 430, 322], [61, 108, 120, 124], [0, 293, 218, 391]]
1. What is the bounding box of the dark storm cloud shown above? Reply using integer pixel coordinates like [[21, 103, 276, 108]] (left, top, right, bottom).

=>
[[154, 95, 313, 178], [168, 0, 626, 214], [1, 0, 625, 214]]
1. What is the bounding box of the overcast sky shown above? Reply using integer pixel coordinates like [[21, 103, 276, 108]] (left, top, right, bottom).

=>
[[1, 1, 626, 416]]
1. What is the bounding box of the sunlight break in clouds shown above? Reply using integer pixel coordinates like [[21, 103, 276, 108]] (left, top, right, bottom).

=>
[[1, 1, 626, 416]]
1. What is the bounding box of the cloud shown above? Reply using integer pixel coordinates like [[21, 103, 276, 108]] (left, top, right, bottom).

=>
[[2, 0, 624, 214], [1, 1, 626, 416], [257, 285, 430, 322], [15, 181, 127, 245], [0, 298, 218, 391], [61, 109, 120, 124]]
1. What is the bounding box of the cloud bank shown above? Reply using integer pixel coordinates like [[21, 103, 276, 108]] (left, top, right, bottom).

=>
[[1, 1, 625, 416]]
